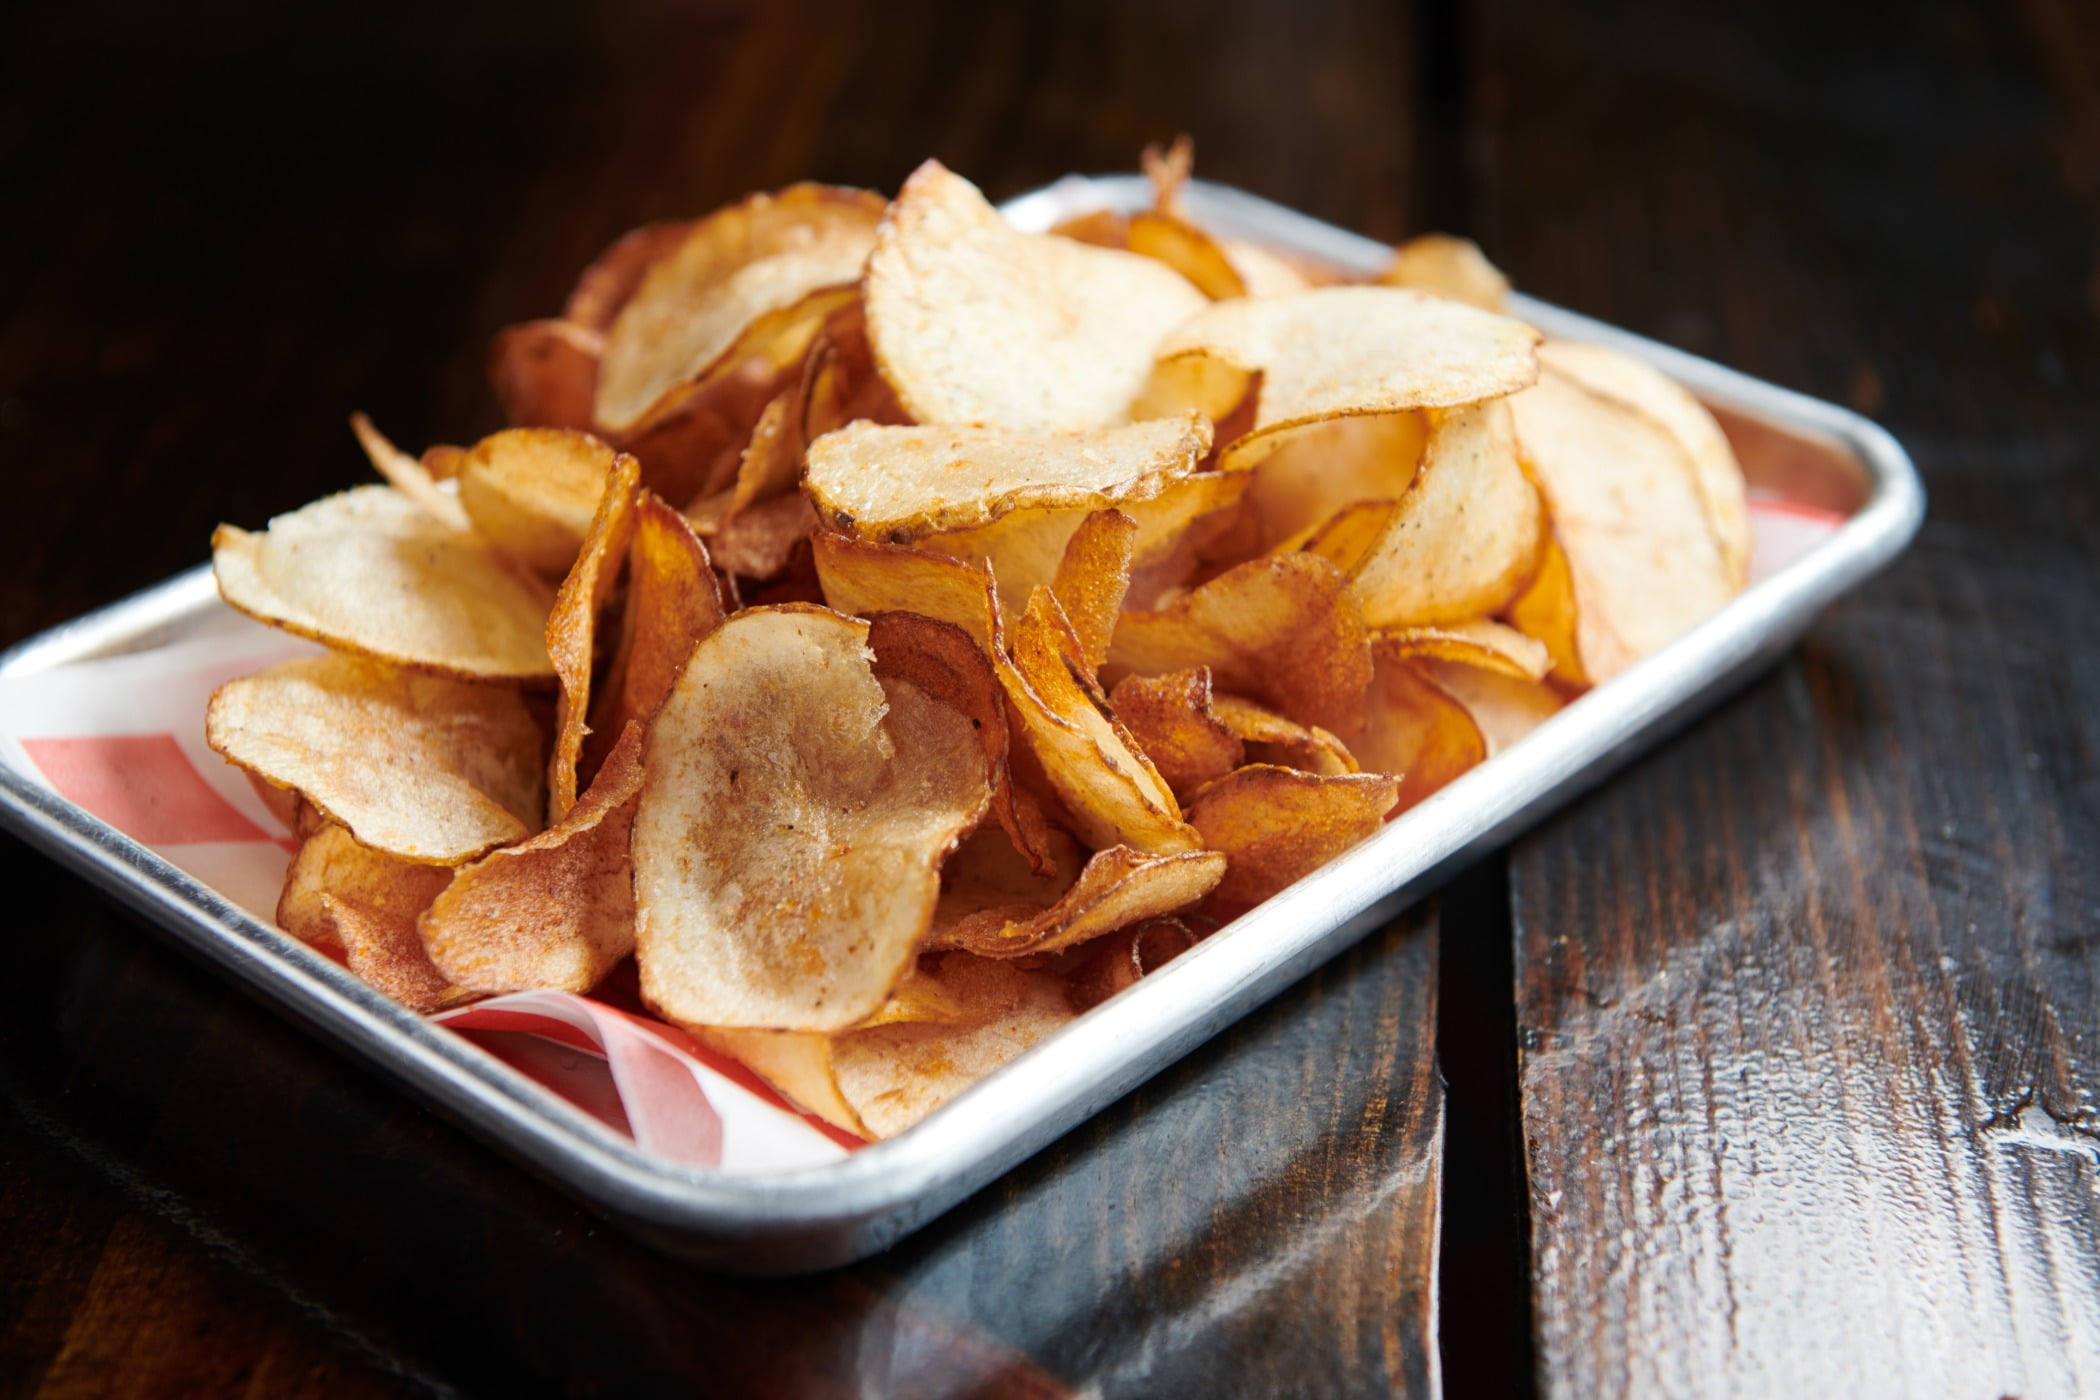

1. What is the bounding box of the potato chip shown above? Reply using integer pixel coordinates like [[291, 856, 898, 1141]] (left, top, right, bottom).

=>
[[866, 610, 1059, 877], [1373, 618, 1551, 681], [694, 1026, 867, 1135], [349, 413, 472, 532], [1129, 138, 1309, 301], [1184, 766, 1399, 904], [1415, 658, 1563, 756], [1310, 398, 1542, 627], [996, 589, 1200, 856], [1350, 655, 1486, 813], [1139, 286, 1541, 470], [687, 389, 802, 531], [1064, 917, 1200, 1011], [589, 493, 726, 764], [563, 218, 697, 333], [1107, 668, 1244, 794], [488, 319, 601, 432], [421, 723, 644, 995], [1208, 694, 1359, 776], [1049, 510, 1138, 679], [209, 654, 544, 865], [1378, 233, 1512, 311], [804, 414, 1210, 542], [546, 454, 641, 821], [863, 160, 1208, 429], [707, 492, 816, 581], [798, 299, 909, 440], [213, 486, 555, 683], [594, 184, 885, 433], [612, 358, 786, 508], [277, 822, 453, 956], [1503, 528, 1584, 684], [1246, 411, 1424, 551], [1534, 339, 1751, 589], [633, 606, 990, 1031], [929, 823, 1086, 933], [1108, 552, 1373, 737], [921, 469, 1250, 622], [811, 531, 1001, 652], [930, 844, 1225, 958], [1507, 366, 1735, 683], [453, 428, 619, 576], [1049, 207, 1130, 248]]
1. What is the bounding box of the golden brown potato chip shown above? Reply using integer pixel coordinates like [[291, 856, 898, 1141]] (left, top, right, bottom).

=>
[[488, 319, 601, 432], [693, 1026, 867, 1136], [707, 492, 817, 581], [594, 184, 885, 433], [1507, 365, 1735, 683], [804, 414, 1210, 542], [455, 428, 619, 576], [1184, 765, 1399, 904], [633, 606, 991, 1031], [863, 160, 1208, 429], [209, 654, 544, 865], [1351, 655, 1486, 813], [1247, 412, 1424, 551], [1107, 668, 1244, 794], [798, 298, 910, 440], [349, 413, 472, 532], [1534, 339, 1751, 589], [1310, 399, 1542, 627], [1208, 694, 1360, 776], [1129, 138, 1308, 301], [1108, 552, 1373, 737], [1373, 618, 1551, 681], [829, 964, 1076, 1137], [612, 358, 786, 508], [931, 844, 1225, 958], [866, 610, 1059, 877], [278, 822, 453, 955], [213, 486, 555, 684], [929, 823, 1086, 934], [1378, 233, 1513, 311], [687, 388, 803, 531], [1503, 528, 1584, 684], [1139, 286, 1541, 470], [1049, 207, 1131, 248], [1415, 658, 1563, 756], [1050, 509, 1138, 679], [590, 493, 726, 764], [546, 454, 642, 821], [921, 469, 1250, 622], [421, 723, 645, 995], [1063, 917, 1200, 1010], [810, 531, 1001, 652], [996, 589, 1200, 856], [563, 219, 697, 334]]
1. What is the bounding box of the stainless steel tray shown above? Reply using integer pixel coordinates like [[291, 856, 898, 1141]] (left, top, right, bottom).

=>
[[0, 176, 1924, 1273]]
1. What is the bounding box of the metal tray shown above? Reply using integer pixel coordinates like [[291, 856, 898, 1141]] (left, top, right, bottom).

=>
[[0, 176, 1924, 1273]]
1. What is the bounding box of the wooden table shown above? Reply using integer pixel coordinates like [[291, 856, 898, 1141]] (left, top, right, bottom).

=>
[[3, 0, 2095, 1393]]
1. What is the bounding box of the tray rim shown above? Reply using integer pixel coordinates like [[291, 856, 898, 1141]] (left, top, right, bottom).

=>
[[0, 174, 1926, 1272]]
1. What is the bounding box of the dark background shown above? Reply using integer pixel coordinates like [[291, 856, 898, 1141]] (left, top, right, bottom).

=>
[[4, 0, 2098, 1395]]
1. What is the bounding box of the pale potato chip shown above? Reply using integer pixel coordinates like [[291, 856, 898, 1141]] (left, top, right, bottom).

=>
[[1508, 365, 1735, 683], [589, 492, 726, 764], [1208, 693, 1359, 776], [633, 606, 990, 1031], [1107, 668, 1244, 794], [349, 413, 472, 532], [209, 654, 544, 865], [1108, 552, 1373, 737], [811, 531, 1001, 652], [1378, 233, 1512, 311], [1049, 509, 1138, 679], [1535, 339, 1751, 589], [488, 319, 602, 432], [422, 723, 644, 995], [930, 844, 1225, 958], [1415, 658, 1563, 756], [804, 414, 1210, 542], [920, 470, 1249, 622], [1311, 398, 1542, 627], [929, 823, 1086, 936], [1139, 286, 1541, 470], [594, 184, 885, 433], [213, 486, 555, 684], [563, 218, 697, 333], [1247, 412, 1424, 551], [1184, 766, 1399, 904], [455, 428, 619, 576], [863, 160, 1208, 429], [1351, 655, 1486, 813], [546, 454, 642, 821], [1217, 240, 1311, 298], [1373, 618, 1551, 681]]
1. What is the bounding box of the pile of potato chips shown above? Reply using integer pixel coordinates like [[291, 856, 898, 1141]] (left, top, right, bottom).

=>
[[206, 142, 1748, 1141]]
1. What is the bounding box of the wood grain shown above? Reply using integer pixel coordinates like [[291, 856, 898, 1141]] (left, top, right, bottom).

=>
[[0, 2, 1452, 1392], [1485, 2, 2100, 1393]]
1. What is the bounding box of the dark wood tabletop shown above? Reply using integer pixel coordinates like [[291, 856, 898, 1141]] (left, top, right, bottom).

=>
[[3, 0, 2096, 1394]]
